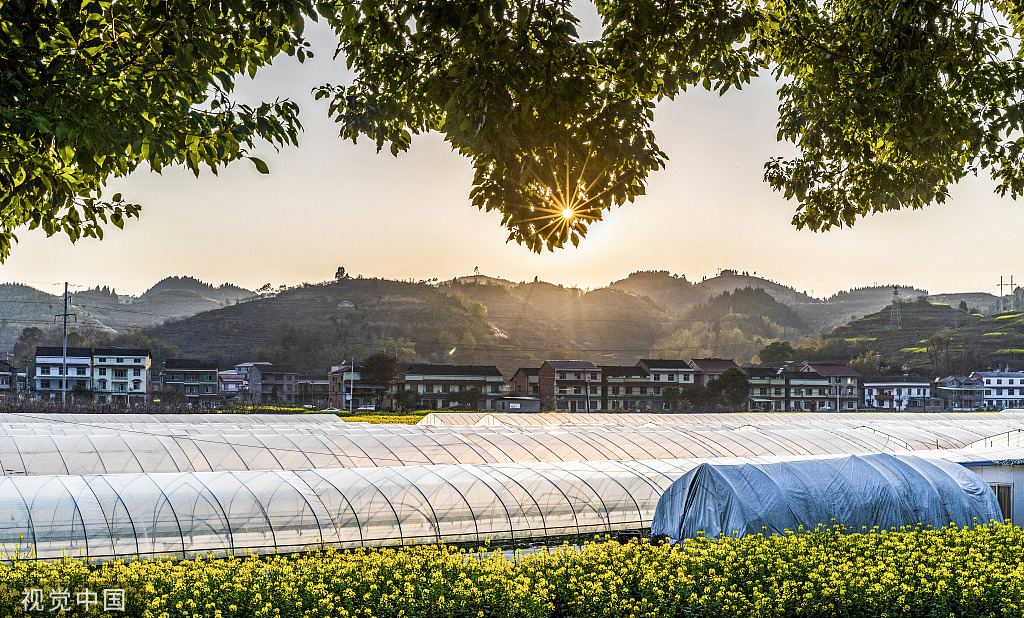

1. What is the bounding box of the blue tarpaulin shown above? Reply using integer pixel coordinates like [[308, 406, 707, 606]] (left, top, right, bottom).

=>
[[650, 454, 1002, 542]]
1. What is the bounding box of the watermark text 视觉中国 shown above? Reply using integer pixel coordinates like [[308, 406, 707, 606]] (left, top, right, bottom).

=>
[[21, 587, 125, 612]]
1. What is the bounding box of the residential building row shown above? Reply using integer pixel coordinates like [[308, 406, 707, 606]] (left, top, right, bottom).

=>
[[19, 346, 1024, 412]]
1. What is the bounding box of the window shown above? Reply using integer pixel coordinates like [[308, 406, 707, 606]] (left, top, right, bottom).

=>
[[990, 484, 1012, 522], [668, 374, 675, 381], [573, 387, 581, 395], [205, 386, 213, 394], [98, 368, 106, 376], [40, 379, 50, 389], [625, 387, 633, 395], [116, 357, 123, 363], [133, 380, 142, 390], [114, 370, 126, 379], [558, 373, 566, 380], [39, 367, 50, 375], [612, 386, 620, 395], [639, 387, 647, 395], [98, 358, 106, 362], [134, 358, 141, 363], [134, 368, 141, 377], [653, 374, 660, 381], [590, 373, 598, 381], [98, 380, 106, 389], [76, 367, 86, 376], [997, 379, 1003, 385]]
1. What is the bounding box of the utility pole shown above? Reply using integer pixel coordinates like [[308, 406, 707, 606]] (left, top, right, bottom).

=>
[[53, 282, 76, 407], [1000, 276, 1006, 312]]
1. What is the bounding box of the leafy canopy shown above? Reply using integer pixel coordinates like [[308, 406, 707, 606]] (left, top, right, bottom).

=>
[[5, 0, 1024, 259]]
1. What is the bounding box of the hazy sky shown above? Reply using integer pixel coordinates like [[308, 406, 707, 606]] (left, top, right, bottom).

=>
[[0, 5, 1019, 299]]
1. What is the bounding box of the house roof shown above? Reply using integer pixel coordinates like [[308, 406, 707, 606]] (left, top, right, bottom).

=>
[[637, 359, 693, 370], [165, 359, 219, 370], [543, 360, 597, 370], [93, 348, 151, 357], [803, 362, 861, 378], [601, 365, 648, 378], [403, 364, 503, 377], [973, 371, 1024, 378], [688, 358, 739, 373], [36, 346, 93, 358], [743, 366, 784, 378], [513, 367, 540, 377], [0, 359, 11, 373], [252, 364, 298, 375]]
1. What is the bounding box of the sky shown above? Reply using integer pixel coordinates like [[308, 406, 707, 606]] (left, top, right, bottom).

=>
[[0, 4, 1019, 300]]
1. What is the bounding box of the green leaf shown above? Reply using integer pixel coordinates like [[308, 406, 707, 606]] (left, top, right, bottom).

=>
[[248, 156, 270, 174]]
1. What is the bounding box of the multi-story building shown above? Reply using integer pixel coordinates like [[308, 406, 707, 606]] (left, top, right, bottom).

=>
[[745, 367, 788, 412], [688, 358, 741, 386], [862, 379, 934, 411], [933, 375, 985, 410], [801, 362, 861, 412], [218, 371, 247, 403], [296, 375, 330, 408], [92, 348, 151, 405], [970, 371, 1024, 410], [163, 359, 219, 406], [34, 346, 92, 400], [248, 364, 298, 404], [327, 365, 381, 410], [538, 361, 601, 412], [0, 359, 13, 397], [400, 364, 505, 411], [745, 366, 843, 412], [636, 359, 697, 389], [509, 367, 539, 397], [785, 369, 836, 411], [601, 365, 656, 412]]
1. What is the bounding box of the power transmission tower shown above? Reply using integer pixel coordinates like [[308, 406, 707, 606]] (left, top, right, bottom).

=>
[[888, 286, 901, 330], [53, 282, 77, 407]]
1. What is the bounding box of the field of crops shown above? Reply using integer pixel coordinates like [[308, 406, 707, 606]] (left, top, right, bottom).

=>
[[5, 524, 1023, 617]]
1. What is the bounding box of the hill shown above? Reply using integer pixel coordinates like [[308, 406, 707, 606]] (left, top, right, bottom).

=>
[[813, 297, 1024, 374], [146, 278, 537, 374], [68, 277, 254, 331], [652, 287, 813, 363]]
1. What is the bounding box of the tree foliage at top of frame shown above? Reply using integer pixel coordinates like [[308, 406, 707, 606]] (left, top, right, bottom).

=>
[[4, 0, 1024, 260]]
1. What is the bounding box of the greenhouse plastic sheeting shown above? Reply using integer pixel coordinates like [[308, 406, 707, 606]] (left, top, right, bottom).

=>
[[0, 459, 703, 560], [4, 419, 1024, 474], [650, 454, 1003, 542]]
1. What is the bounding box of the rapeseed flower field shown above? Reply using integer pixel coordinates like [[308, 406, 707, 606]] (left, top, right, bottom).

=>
[[3, 524, 1021, 617]]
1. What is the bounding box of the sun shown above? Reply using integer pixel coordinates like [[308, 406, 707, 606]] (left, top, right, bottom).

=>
[[561, 208, 575, 220]]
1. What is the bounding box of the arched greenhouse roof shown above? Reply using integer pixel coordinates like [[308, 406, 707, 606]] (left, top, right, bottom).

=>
[[2, 416, 1024, 475], [420, 412, 1024, 426], [1, 447, 1016, 561], [650, 453, 1003, 543]]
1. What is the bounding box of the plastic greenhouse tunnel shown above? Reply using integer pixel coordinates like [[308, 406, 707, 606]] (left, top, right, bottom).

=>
[[649, 454, 1003, 543]]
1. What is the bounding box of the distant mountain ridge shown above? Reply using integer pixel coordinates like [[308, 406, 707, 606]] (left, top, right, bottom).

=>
[[1, 270, 1018, 375], [0, 277, 254, 350]]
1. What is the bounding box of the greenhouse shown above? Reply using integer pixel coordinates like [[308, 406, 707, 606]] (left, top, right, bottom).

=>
[[3, 416, 1024, 475], [0, 448, 1016, 560], [0, 412, 1021, 559], [419, 412, 1024, 426], [650, 453, 1003, 542]]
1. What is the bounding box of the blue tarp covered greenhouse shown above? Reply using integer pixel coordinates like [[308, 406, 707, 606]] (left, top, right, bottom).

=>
[[650, 453, 1003, 542]]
